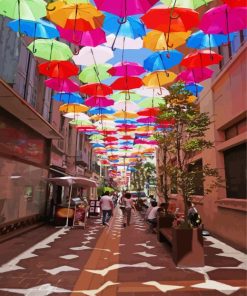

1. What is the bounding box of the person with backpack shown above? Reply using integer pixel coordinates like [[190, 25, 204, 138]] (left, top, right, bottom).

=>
[[187, 201, 202, 228]]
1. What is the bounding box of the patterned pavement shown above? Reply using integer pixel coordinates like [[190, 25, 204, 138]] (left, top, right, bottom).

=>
[[0, 207, 246, 296]]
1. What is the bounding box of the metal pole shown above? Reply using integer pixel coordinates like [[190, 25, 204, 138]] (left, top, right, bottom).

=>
[[65, 184, 72, 227]]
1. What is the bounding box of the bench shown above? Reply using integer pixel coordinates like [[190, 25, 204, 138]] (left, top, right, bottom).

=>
[[157, 214, 175, 247]]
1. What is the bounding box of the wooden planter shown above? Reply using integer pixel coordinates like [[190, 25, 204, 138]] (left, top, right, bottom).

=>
[[172, 227, 204, 267], [157, 214, 175, 242]]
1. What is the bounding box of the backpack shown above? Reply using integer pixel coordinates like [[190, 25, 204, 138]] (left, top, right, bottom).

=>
[[189, 212, 202, 227]]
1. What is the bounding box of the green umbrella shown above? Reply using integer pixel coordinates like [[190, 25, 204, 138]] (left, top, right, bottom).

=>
[[0, 0, 47, 20], [27, 39, 73, 61], [89, 134, 104, 140], [65, 0, 88, 3], [79, 64, 111, 83], [103, 186, 115, 192], [161, 0, 213, 9], [138, 97, 165, 108], [110, 91, 141, 102], [69, 119, 92, 126]]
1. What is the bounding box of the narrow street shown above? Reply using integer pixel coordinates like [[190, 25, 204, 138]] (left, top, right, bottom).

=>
[[0, 207, 246, 296]]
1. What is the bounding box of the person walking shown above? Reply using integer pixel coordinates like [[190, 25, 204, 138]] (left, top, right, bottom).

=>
[[122, 192, 136, 227], [100, 191, 114, 226]]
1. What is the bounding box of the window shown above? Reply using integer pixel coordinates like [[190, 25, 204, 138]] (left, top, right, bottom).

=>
[[188, 159, 204, 196], [225, 118, 247, 140], [224, 143, 247, 199]]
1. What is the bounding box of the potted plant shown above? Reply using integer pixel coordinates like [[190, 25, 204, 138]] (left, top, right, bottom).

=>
[[155, 82, 222, 267]]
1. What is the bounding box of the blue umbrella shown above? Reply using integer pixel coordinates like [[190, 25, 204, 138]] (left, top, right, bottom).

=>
[[144, 50, 183, 72], [7, 19, 59, 38], [186, 30, 236, 49], [52, 93, 84, 104], [185, 83, 204, 96], [119, 141, 134, 145], [103, 13, 146, 39], [115, 119, 137, 124], [92, 143, 105, 148], [89, 107, 115, 115]]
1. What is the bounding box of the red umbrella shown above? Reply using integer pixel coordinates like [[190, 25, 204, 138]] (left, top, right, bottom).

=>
[[99, 130, 116, 135], [104, 136, 118, 142], [137, 108, 160, 117], [80, 83, 113, 96], [111, 76, 143, 90], [120, 135, 134, 140], [117, 127, 136, 132], [116, 124, 137, 129], [181, 50, 223, 68], [223, 0, 247, 7], [38, 61, 79, 78]]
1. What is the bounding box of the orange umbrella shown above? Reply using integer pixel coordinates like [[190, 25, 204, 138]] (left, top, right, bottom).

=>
[[59, 104, 89, 113], [143, 71, 177, 88], [114, 111, 138, 119]]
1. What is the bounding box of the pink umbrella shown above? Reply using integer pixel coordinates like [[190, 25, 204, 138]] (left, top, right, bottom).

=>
[[45, 78, 79, 92], [200, 4, 247, 35], [108, 62, 145, 76], [137, 116, 157, 123], [94, 0, 159, 18], [135, 139, 158, 145], [176, 67, 214, 83], [57, 26, 106, 47], [84, 96, 114, 107]]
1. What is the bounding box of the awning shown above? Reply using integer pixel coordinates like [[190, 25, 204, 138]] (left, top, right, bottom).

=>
[[0, 79, 63, 139], [48, 176, 97, 188]]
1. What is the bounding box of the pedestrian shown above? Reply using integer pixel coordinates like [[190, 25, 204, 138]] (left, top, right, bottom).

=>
[[122, 192, 136, 227], [99, 191, 114, 226], [187, 201, 202, 228]]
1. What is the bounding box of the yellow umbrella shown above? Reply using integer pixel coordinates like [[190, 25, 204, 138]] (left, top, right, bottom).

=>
[[143, 71, 177, 88], [59, 104, 89, 113], [47, 1, 104, 31], [114, 111, 138, 119], [143, 30, 191, 51], [136, 126, 155, 132], [90, 114, 115, 121]]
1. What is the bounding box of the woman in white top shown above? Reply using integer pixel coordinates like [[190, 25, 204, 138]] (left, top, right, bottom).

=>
[[123, 192, 136, 227]]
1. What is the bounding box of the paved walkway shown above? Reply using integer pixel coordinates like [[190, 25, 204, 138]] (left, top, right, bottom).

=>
[[0, 207, 246, 296]]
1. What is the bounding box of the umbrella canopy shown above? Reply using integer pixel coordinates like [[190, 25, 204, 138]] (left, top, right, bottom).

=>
[[114, 101, 140, 112], [52, 93, 84, 104], [142, 6, 199, 33], [80, 83, 113, 96], [84, 96, 114, 107], [38, 61, 79, 78], [137, 108, 160, 117], [104, 35, 143, 50], [144, 50, 183, 71], [79, 64, 111, 83], [143, 30, 191, 51], [134, 86, 170, 97], [181, 50, 223, 68], [114, 111, 138, 119], [63, 113, 91, 120], [89, 134, 105, 140], [72, 45, 113, 66], [223, 0, 247, 7], [59, 104, 89, 113], [69, 119, 92, 126], [90, 114, 115, 121], [0, 0, 47, 20], [176, 67, 214, 83], [111, 77, 143, 90], [48, 176, 97, 187], [45, 78, 79, 92], [88, 107, 116, 115], [138, 97, 165, 108], [186, 30, 236, 49], [57, 26, 106, 47], [28, 39, 73, 60], [47, 2, 105, 31], [143, 71, 177, 87], [184, 83, 204, 96], [108, 62, 145, 76], [161, 0, 213, 9], [94, 0, 159, 18], [200, 4, 247, 35], [7, 19, 59, 38], [110, 91, 141, 102]]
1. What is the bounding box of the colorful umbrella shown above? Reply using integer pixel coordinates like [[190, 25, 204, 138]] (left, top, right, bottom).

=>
[[161, 0, 213, 9], [28, 39, 73, 61], [200, 5, 247, 35], [108, 62, 145, 76], [88, 107, 116, 115], [63, 113, 91, 120], [144, 50, 183, 71], [181, 50, 223, 68], [52, 93, 84, 104], [104, 35, 143, 50], [47, 2, 105, 31], [38, 61, 79, 78], [72, 45, 113, 66], [223, 0, 247, 7], [84, 96, 114, 107], [137, 108, 160, 117], [69, 119, 92, 126], [89, 134, 105, 140], [90, 114, 115, 121], [176, 67, 214, 83], [94, 0, 159, 18], [184, 83, 204, 96], [79, 64, 111, 83], [57, 26, 106, 47], [111, 77, 143, 90], [0, 0, 47, 20], [138, 97, 165, 108], [45, 78, 80, 92], [114, 111, 138, 119], [59, 104, 89, 113], [143, 30, 191, 51], [134, 86, 170, 97], [110, 91, 141, 102], [80, 83, 113, 96], [186, 30, 236, 49], [114, 101, 140, 112], [7, 19, 59, 38], [137, 116, 157, 123], [143, 71, 177, 88]]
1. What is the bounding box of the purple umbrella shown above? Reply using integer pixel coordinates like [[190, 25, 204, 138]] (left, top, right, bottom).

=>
[[45, 78, 79, 92], [200, 4, 247, 35], [57, 26, 106, 47], [176, 67, 214, 83], [108, 62, 146, 76], [94, 0, 159, 19]]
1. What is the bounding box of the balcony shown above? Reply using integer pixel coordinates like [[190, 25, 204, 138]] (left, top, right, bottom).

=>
[[76, 151, 88, 167]]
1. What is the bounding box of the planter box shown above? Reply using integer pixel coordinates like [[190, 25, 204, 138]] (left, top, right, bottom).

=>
[[172, 227, 204, 267]]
